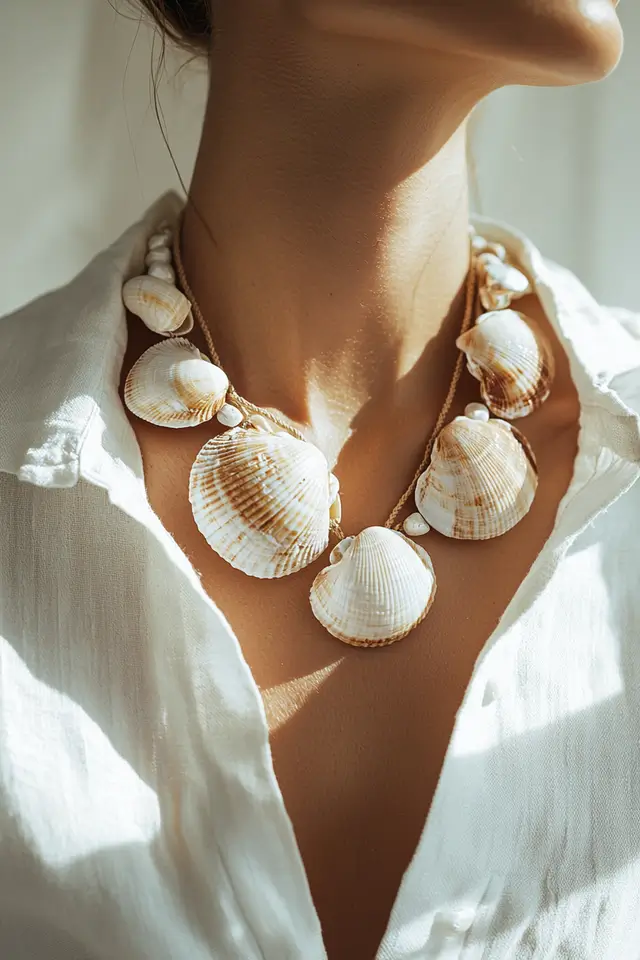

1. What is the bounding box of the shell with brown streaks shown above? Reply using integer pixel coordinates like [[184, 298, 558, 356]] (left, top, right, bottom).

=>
[[189, 429, 332, 578], [415, 416, 537, 540], [124, 338, 229, 427], [456, 309, 555, 420], [122, 275, 194, 336]]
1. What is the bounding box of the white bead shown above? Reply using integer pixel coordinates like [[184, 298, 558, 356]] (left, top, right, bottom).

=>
[[403, 513, 431, 537], [216, 403, 244, 428], [145, 248, 172, 266], [148, 232, 171, 251], [147, 262, 176, 284], [249, 413, 275, 433], [464, 402, 490, 422], [328, 474, 340, 503]]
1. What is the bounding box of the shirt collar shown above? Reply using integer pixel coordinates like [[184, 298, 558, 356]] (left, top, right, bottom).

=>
[[1, 197, 639, 488], [0, 191, 183, 487]]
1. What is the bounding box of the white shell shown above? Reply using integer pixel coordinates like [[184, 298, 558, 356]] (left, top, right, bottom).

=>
[[122, 275, 192, 335], [189, 429, 332, 578], [124, 338, 229, 428], [145, 248, 172, 267], [472, 236, 507, 261], [403, 512, 431, 537], [328, 474, 340, 503], [148, 232, 171, 250], [415, 416, 537, 540], [217, 403, 244, 427], [478, 253, 531, 311], [147, 262, 176, 285], [456, 310, 555, 420], [310, 527, 436, 647]]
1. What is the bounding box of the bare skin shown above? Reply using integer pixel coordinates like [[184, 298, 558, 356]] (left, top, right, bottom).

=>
[[123, 2, 622, 956]]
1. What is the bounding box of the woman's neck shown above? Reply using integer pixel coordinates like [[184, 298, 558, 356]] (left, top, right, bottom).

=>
[[181, 19, 483, 458]]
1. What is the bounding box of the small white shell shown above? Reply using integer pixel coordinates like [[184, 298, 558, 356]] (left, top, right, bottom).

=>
[[403, 513, 431, 537], [145, 248, 172, 267], [123, 275, 192, 336], [147, 262, 176, 285], [189, 429, 332, 578], [124, 338, 229, 428], [472, 236, 507, 261], [310, 527, 436, 647], [415, 416, 537, 540], [456, 310, 555, 419], [217, 403, 244, 427], [148, 232, 171, 251], [478, 253, 531, 311]]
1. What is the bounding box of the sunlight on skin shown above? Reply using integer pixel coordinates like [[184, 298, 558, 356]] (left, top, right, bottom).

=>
[[261, 659, 345, 732]]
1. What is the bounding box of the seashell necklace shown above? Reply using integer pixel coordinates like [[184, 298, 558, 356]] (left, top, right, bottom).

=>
[[122, 213, 554, 648]]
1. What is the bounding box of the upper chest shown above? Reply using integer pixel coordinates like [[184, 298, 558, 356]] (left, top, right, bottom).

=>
[[116, 314, 585, 958]]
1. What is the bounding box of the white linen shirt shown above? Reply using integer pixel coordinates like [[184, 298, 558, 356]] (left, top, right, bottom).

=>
[[2, 191, 640, 960]]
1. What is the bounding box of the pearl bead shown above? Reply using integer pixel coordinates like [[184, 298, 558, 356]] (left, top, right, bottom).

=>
[[403, 513, 430, 537], [249, 413, 275, 433], [145, 248, 172, 266], [464, 402, 490, 422], [216, 403, 244, 428], [147, 263, 175, 284]]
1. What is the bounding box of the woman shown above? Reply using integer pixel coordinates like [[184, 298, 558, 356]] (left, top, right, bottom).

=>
[[1, 0, 639, 957]]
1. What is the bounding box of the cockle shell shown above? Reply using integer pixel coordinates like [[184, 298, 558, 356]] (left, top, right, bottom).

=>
[[189, 429, 332, 578], [309, 527, 437, 647], [415, 416, 537, 540], [456, 309, 555, 419], [124, 338, 229, 427], [122, 275, 193, 336], [478, 253, 531, 311]]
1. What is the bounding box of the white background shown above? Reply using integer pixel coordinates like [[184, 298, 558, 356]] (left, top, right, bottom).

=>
[[1, 0, 638, 316]]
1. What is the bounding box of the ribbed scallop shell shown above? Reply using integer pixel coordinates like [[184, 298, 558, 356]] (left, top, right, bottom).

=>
[[189, 429, 332, 578], [122, 275, 193, 336], [415, 417, 537, 540], [124, 338, 229, 427], [309, 527, 437, 647], [456, 310, 555, 420]]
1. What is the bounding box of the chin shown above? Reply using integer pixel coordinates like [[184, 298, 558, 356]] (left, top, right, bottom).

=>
[[511, 1, 624, 87]]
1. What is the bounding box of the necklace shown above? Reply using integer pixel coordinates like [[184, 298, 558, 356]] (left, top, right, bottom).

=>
[[122, 212, 554, 648]]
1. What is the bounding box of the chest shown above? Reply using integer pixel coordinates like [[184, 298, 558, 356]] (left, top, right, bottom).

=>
[[121, 391, 580, 960]]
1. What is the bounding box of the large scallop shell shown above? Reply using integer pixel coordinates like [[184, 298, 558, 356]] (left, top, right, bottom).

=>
[[456, 310, 555, 420], [415, 416, 537, 540], [124, 338, 229, 427], [189, 429, 332, 578], [122, 275, 194, 336], [309, 526, 436, 647]]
